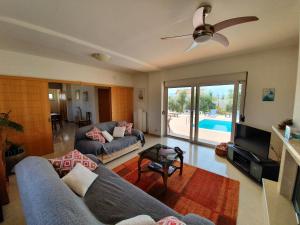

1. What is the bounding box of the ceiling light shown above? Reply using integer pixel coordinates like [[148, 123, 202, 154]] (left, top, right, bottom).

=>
[[91, 53, 111, 62]]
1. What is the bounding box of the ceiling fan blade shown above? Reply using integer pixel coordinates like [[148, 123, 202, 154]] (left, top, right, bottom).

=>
[[185, 41, 199, 52], [211, 33, 229, 47], [213, 16, 259, 32], [161, 34, 192, 40], [193, 7, 204, 28]]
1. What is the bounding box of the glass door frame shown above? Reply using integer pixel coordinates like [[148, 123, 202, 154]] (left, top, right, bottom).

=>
[[164, 79, 247, 146], [164, 86, 195, 141]]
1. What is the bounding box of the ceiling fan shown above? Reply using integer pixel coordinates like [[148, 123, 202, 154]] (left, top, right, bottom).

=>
[[161, 4, 259, 52]]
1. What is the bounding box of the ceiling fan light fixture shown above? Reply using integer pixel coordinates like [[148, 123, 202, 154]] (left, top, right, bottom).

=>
[[91, 53, 111, 62], [194, 31, 212, 43]]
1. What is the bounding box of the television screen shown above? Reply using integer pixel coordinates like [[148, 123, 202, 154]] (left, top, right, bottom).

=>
[[234, 123, 271, 160]]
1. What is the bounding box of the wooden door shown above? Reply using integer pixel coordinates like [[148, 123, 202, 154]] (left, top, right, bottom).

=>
[[98, 88, 112, 122], [0, 77, 53, 156], [111, 87, 133, 122]]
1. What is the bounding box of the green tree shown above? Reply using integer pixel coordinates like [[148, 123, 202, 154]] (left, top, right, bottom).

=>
[[199, 94, 215, 113], [177, 91, 187, 113], [168, 96, 179, 112]]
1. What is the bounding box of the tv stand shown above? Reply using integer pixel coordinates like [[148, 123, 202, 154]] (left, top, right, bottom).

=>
[[227, 144, 280, 183]]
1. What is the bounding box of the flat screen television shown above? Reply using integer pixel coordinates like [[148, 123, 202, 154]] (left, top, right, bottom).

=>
[[234, 123, 271, 160]]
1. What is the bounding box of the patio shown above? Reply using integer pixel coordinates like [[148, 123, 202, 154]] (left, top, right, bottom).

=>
[[168, 113, 232, 145]]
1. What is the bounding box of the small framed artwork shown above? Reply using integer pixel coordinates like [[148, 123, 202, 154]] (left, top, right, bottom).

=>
[[75, 90, 80, 100], [262, 88, 275, 102], [137, 88, 145, 102]]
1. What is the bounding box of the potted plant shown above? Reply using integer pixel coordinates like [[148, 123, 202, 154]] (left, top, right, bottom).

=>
[[0, 111, 23, 206]]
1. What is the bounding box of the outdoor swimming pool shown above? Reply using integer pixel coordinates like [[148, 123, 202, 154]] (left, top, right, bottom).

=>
[[198, 119, 232, 132]]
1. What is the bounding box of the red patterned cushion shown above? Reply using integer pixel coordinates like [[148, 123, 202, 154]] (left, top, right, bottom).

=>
[[49, 150, 98, 177], [117, 121, 133, 135], [86, 127, 106, 144], [156, 216, 186, 225]]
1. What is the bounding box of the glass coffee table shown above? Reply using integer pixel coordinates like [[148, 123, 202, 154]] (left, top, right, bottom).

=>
[[137, 144, 184, 191]]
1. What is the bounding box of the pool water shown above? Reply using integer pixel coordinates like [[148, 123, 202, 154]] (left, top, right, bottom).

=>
[[198, 119, 232, 132]]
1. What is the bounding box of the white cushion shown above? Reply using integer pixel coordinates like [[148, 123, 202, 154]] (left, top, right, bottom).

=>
[[116, 215, 156, 225], [62, 163, 98, 197], [102, 130, 114, 142], [113, 126, 126, 138]]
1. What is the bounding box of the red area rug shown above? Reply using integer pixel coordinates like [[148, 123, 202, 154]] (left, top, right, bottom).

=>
[[113, 157, 240, 225]]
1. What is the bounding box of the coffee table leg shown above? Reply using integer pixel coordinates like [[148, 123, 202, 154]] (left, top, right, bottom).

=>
[[179, 154, 183, 175], [162, 167, 168, 191], [137, 157, 142, 181]]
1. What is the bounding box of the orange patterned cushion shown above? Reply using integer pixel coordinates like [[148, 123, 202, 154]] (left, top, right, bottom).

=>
[[156, 216, 186, 225], [117, 121, 133, 135], [49, 150, 98, 177], [86, 127, 106, 143]]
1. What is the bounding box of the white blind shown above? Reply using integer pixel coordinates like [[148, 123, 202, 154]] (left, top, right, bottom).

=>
[[164, 71, 247, 88]]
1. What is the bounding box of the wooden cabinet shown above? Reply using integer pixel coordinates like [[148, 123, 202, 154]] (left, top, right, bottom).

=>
[[111, 87, 133, 122], [0, 77, 53, 156]]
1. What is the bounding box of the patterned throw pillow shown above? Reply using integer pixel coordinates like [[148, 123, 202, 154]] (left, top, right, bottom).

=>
[[49, 150, 98, 177], [156, 216, 186, 225], [117, 121, 133, 135], [86, 127, 106, 144]]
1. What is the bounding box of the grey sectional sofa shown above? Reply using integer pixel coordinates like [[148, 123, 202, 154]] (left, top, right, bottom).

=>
[[74, 121, 145, 163], [15, 157, 214, 225]]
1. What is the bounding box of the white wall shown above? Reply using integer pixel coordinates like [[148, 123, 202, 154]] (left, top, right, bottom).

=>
[[0, 49, 134, 86], [148, 46, 298, 135], [133, 73, 149, 130], [293, 17, 300, 128]]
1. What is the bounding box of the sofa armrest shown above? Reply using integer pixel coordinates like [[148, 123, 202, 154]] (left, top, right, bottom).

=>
[[75, 140, 103, 156], [85, 154, 103, 165], [131, 129, 145, 146], [181, 214, 215, 225]]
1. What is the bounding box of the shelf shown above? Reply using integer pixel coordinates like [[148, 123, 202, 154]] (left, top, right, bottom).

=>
[[263, 179, 297, 225]]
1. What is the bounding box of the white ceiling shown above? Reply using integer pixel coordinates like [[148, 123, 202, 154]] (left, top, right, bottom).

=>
[[0, 0, 298, 73]]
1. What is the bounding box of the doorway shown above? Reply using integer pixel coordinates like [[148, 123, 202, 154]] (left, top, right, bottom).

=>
[[165, 80, 246, 146], [98, 87, 112, 122]]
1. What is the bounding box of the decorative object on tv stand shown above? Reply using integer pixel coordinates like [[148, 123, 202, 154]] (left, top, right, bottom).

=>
[[278, 118, 293, 130], [0, 111, 23, 209], [262, 88, 275, 101]]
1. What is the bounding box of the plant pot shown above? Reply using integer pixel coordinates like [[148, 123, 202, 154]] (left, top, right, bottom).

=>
[[5, 148, 26, 175]]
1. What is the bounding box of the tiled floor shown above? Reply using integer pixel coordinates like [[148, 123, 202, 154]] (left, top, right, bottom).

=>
[[1, 124, 267, 225]]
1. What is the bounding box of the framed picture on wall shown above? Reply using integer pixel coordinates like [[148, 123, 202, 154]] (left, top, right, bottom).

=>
[[262, 88, 275, 102], [137, 88, 145, 102]]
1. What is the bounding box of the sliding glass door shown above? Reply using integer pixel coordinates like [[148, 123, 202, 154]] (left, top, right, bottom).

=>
[[165, 80, 246, 146], [166, 87, 193, 139], [195, 84, 234, 145]]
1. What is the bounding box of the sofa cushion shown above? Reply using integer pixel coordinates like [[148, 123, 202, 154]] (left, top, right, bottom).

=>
[[157, 216, 186, 225], [102, 130, 114, 143], [117, 121, 133, 135], [86, 127, 106, 144], [84, 164, 180, 224], [102, 136, 138, 154], [15, 157, 104, 225], [62, 163, 98, 197], [113, 126, 126, 138], [49, 150, 98, 177], [75, 121, 117, 141], [116, 215, 156, 225]]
